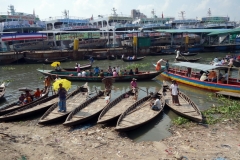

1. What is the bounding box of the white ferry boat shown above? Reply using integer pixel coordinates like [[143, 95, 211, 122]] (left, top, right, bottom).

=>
[[0, 5, 47, 52]]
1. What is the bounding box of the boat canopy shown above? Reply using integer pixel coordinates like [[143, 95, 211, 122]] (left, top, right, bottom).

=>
[[172, 62, 227, 71]]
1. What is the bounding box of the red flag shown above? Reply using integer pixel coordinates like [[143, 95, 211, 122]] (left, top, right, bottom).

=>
[[162, 12, 163, 18]]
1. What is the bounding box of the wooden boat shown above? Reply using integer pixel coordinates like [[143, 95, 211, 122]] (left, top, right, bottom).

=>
[[0, 82, 6, 99], [0, 94, 59, 121], [97, 89, 136, 124], [24, 56, 69, 64], [115, 90, 165, 131], [37, 69, 162, 82], [180, 52, 198, 56], [0, 88, 49, 116], [233, 61, 240, 67], [38, 83, 89, 124], [162, 82, 202, 122], [176, 57, 201, 62], [154, 62, 240, 93], [13, 41, 54, 52], [122, 56, 145, 62], [63, 90, 109, 126], [63, 64, 92, 71]]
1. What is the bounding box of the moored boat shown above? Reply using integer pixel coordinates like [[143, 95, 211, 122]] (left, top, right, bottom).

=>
[[122, 56, 145, 62], [37, 69, 162, 82], [162, 82, 202, 122], [154, 62, 240, 93], [0, 82, 6, 99], [63, 64, 92, 71], [38, 83, 89, 124], [0, 88, 49, 116], [176, 57, 201, 62], [97, 89, 136, 124], [63, 90, 109, 126], [0, 94, 59, 121], [24, 56, 69, 64], [115, 90, 165, 131]]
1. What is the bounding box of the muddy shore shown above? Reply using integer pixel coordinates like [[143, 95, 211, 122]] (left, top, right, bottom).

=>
[[0, 118, 239, 160]]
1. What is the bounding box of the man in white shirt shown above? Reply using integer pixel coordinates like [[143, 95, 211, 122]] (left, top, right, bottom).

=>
[[150, 93, 161, 111], [77, 72, 82, 77], [82, 70, 86, 77], [170, 80, 181, 106]]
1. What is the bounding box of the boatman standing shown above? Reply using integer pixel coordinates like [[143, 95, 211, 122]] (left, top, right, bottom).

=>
[[155, 59, 167, 71], [175, 49, 180, 59]]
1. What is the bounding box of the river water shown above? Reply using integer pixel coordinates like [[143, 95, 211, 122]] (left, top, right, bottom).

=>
[[0, 52, 234, 142]]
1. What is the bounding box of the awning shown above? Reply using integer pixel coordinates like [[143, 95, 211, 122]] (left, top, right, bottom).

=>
[[171, 62, 226, 71]]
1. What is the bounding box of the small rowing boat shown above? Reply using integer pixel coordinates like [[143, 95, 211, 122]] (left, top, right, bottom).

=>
[[0, 87, 49, 116], [97, 89, 137, 124], [122, 56, 145, 62], [162, 81, 202, 122], [115, 90, 165, 131], [0, 82, 6, 99], [38, 83, 89, 124], [63, 90, 110, 126], [0, 94, 59, 121]]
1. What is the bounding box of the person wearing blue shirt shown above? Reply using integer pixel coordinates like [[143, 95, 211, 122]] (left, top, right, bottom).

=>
[[89, 56, 94, 65], [93, 66, 100, 76]]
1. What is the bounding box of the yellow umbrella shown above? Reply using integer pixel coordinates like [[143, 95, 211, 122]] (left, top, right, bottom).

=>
[[53, 79, 71, 91], [51, 61, 61, 67]]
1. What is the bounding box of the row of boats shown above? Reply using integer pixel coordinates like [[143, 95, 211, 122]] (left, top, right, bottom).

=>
[[0, 81, 202, 131]]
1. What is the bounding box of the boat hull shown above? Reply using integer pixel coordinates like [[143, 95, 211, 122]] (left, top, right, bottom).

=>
[[160, 72, 240, 93], [37, 70, 162, 82]]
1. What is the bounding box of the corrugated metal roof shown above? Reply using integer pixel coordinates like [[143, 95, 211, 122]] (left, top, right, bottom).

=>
[[155, 29, 229, 33], [207, 27, 240, 36], [172, 62, 226, 71]]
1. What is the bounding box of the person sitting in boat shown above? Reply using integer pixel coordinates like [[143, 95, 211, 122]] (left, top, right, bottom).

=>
[[121, 54, 125, 59], [93, 66, 100, 76], [132, 55, 136, 59], [200, 73, 207, 81], [150, 93, 161, 111], [99, 70, 104, 78], [112, 70, 118, 77], [135, 68, 139, 74], [82, 70, 87, 77], [127, 56, 130, 60], [129, 69, 134, 75], [23, 96, 32, 105], [55, 64, 61, 72], [123, 69, 128, 75], [77, 71, 82, 77], [220, 70, 229, 83], [18, 93, 25, 105], [33, 88, 41, 100], [107, 66, 113, 76], [88, 69, 93, 77], [208, 70, 217, 82]]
